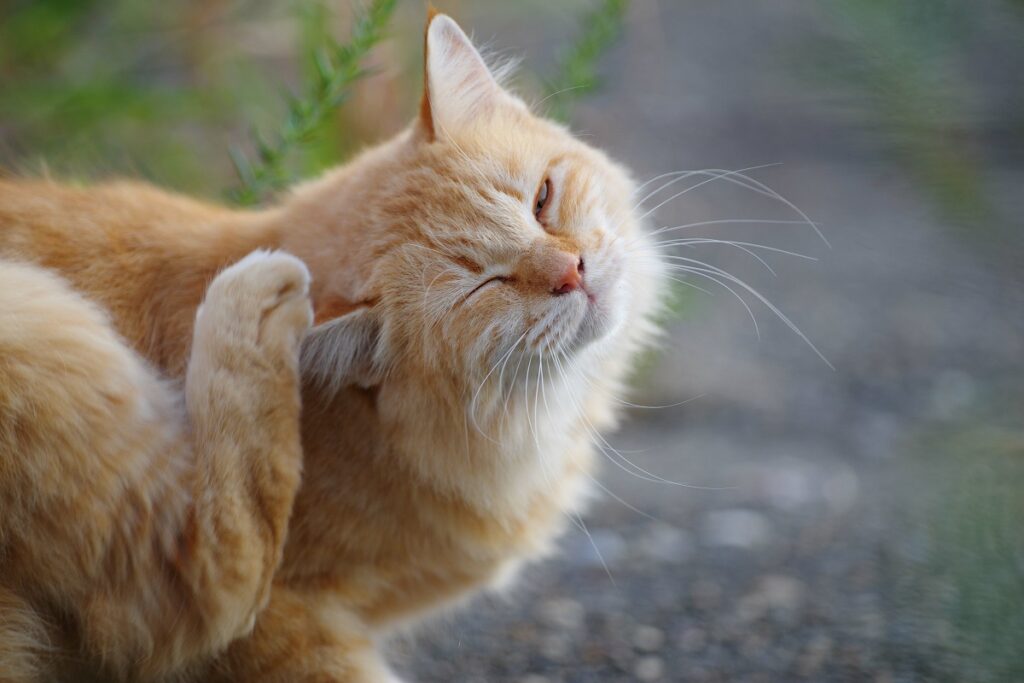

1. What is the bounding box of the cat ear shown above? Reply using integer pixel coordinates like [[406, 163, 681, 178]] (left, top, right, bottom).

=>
[[301, 305, 383, 389], [418, 11, 513, 140]]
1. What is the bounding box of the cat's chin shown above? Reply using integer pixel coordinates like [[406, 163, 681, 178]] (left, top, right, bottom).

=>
[[565, 284, 628, 354]]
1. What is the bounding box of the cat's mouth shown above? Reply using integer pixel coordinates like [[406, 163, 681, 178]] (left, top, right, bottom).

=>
[[538, 259, 626, 354]]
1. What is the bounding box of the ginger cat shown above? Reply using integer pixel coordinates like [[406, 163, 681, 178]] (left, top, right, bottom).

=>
[[0, 12, 663, 682]]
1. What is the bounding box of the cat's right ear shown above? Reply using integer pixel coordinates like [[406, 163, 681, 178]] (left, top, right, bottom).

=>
[[417, 9, 514, 141], [301, 305, 384, 389]]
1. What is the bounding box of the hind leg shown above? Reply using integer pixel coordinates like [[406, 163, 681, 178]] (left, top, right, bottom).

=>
[[206, 586, 405, 683], [0, 260, 203, 675]]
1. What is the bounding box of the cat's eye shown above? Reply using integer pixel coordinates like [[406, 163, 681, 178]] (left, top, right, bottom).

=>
[[468, 275, 510, 300], [534, 178, 551, 221]]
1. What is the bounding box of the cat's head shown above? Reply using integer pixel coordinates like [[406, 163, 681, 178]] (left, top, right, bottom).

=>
[[290, 13, 661, 420]]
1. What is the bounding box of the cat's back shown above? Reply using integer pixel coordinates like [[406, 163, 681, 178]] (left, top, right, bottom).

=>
[[0, 178, 271, 371], [0, 178, 237, 261]]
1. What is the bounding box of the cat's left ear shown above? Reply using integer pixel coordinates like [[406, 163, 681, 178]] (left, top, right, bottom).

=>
[[418, 11, 519, 140], [302, 305, 384, 389]]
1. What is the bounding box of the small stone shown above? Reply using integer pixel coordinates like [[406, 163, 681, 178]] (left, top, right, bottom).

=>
[[678, 626, 706, 652], [633, 625, 665, 651], [765, 464, 812, 510], [822, 468, 859, 512], [737, 575, 804, 623], [759, 575, 804, 611], [690, 578, 723, 610], [562, 528, 626, 569], [700, 509, 772, 548], [634, 523, 693, 564], [740, 633, 767, 658], [537, 598, 585, 631], [797, 634, 832, 676], [540, 634, 571, 662], [634, 656, 665, 681]]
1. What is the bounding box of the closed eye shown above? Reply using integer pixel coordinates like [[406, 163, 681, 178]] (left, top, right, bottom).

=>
[[467, 275, 511, 300]]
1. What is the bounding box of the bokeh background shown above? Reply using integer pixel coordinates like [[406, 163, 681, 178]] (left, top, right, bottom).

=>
[[2, 0, 1023, 681]]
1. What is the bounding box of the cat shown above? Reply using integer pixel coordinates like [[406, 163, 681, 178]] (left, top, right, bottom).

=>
[[0, 11, 663, 682]]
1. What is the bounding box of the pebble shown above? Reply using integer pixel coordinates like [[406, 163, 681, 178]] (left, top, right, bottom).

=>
[[634, 655, 665, 681], [823, 467, 860, 512], [540, 633, 571, 661], [537, 598, 585, 631], [633, 625, 665, 651], [765, 463, 813, 510], [634, 523, 693, 564], [562, 528, 626, 569], [798, 634, 833, 676], [690, 578, 723, 610], [678, 626, 706, 652], [737, 575, 804, 622], [700, 509, 772, 548]]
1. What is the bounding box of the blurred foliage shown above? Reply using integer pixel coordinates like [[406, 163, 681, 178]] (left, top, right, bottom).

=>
[[228, 0, 397, 205], [885, 392, 1024, 683], [543, 0, 628, 123], [805, 0, 1024, 243], [0, 0, 629, 203]]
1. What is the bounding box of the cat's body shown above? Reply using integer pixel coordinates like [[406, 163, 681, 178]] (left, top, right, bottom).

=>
[[0, 13, 662, 682]]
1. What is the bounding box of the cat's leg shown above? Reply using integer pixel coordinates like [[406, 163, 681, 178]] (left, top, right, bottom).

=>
[[78, 251, 314, 677], [161, 251, 314, 655], [0, 261, 189, 680], [206, 586, 405, 683], [0, 255, 312, 678]]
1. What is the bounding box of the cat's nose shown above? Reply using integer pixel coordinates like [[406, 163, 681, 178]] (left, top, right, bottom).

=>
[[550, 253, 584, 295]]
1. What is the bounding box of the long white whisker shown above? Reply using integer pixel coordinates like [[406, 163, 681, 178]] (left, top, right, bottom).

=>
[[662, 264, 761, 339], [632, 164, 781, 214], [470, 331, 528, 441], [665, 257, 833, 368], [642, 239, 817, 262], [554, 349, 724, 489], [643, 218, 811, 241], [636, 165, 783, 222]]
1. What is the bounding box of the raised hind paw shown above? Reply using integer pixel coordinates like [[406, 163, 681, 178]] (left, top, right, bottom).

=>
[[195, 250, 313, 359]]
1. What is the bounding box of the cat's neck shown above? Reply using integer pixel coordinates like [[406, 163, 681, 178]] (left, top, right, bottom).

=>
[[299, 360, 595, 524]]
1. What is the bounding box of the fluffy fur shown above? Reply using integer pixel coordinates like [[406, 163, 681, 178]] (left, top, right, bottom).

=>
[[0, 13, 663, 682]]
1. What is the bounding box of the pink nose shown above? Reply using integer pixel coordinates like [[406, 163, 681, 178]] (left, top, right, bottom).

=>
[[551, 254, 584, 295]]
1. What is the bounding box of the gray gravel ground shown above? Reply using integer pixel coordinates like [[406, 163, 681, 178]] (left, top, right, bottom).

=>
[[394, 1, 1024, 681]]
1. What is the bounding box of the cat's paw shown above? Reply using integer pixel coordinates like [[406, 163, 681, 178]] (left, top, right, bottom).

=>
[[198, 250, 313, 354]]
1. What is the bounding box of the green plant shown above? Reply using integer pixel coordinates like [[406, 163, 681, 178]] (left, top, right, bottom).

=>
[[543, 0, 628, 122], [227, 0, 398, 206]]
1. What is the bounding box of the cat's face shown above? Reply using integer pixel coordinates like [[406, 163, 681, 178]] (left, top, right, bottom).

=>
[[298, 15, 659, 404]]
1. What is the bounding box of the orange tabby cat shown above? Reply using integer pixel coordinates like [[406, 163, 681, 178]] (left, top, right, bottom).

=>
[[0, 12, 663, 682]]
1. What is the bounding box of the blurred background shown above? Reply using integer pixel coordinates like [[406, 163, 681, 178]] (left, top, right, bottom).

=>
[[2, 0, 1023, 680]]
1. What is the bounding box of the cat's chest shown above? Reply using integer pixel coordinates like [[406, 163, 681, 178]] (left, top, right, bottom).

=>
[[283, 428, 595, 627]]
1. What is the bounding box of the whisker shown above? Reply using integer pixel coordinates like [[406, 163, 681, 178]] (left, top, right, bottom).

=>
[[632, 163, 781, 214], [643, 239, 817, 262], [470, 330, 529, 442], [663, 257, 833, 368], [642, 218, 811, 241], [608, 392, 707, 411], [635, 165, 783, 221], [553, 350, 726, 490], [662, 264, 761, 339]]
